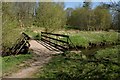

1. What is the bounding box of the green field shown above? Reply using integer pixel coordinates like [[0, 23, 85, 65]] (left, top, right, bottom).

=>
[[67, 31, 119, 48], [33, 45, 120, 80]]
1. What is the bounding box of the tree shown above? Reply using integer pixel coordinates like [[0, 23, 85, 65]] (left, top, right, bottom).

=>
[[110, 1, 120, 31], [83, 0, 92, 9], [66, 8, 74, 26], [67, 7, 88, 30], [66, 3, 112, 31], [35, 2, 66, 32], [2, 2, 35, 55], [66, 1, 95, 30], [66, 6, 95, 30], [94, 5, 112, 30], [14, 2, 35, 27], [66, 8, 74, 17], [2, 2, 21, 54]]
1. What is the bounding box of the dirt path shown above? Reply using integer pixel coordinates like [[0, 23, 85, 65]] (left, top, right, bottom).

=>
[[5, 40, 61, 78]]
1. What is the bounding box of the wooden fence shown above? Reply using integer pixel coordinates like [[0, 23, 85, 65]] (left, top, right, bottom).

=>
[[41, 32, 70, 52]]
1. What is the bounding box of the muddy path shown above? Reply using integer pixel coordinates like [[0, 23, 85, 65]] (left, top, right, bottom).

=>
[[5, 40, 62, 78]]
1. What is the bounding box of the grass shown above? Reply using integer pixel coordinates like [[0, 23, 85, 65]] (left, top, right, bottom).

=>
[[67, 31, 119, 48], [24, 28, 41, 40], [95, 46, 120, 62], [33, 45, 120, 80], [2, 54, 33, 75], [24, 28, 119, 48], [0, 57, 2, 77]]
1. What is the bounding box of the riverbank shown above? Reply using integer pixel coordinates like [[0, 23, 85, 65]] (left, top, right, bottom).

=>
[[33, 45, 120, 79], [66, 31, 119, 49]]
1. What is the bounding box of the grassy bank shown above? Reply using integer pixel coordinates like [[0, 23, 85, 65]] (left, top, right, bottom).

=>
[[33, 45, 120, 80], [67, 31, 119, 48], [2, 54, 33, 76]]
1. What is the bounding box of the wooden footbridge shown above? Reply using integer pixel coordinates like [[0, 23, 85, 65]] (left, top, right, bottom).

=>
[[2, 32, 76, 56], [40, 32, 70, 52]]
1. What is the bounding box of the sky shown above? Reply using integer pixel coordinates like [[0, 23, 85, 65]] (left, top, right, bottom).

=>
[[53, 0, 120, 9], [53, 0, 120, 2], [35, 0, 119, 10], [64, 2, 101, 9]]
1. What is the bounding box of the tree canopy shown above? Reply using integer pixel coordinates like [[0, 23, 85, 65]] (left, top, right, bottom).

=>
[[66, 3, 112, 31], [35, 2, 66, 32]]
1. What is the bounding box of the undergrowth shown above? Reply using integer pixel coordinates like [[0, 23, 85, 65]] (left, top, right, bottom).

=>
[[34, 45, 120, 80]]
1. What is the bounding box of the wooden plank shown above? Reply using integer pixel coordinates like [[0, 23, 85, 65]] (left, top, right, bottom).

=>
[[12, 39, 25, 54], [11, 35, 29, 54], [41, 34, 69, 44], [22, 32, 31, 40], [15, 40, 27, 55], [41, 38, 68, 51], [41, 32, 69, 38], [43, 40, 67, 52]]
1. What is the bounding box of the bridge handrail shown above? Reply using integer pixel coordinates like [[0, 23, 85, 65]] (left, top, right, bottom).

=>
[[41, 32, 69, 38], [22, 32, 31, 40], [41, 32, 70, 52], [41, 34, 69, 44]]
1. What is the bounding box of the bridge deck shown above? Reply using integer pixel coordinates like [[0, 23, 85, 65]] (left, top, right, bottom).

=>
[[29, 40, 63, 55]]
